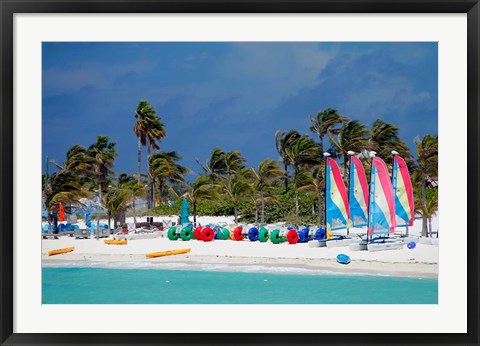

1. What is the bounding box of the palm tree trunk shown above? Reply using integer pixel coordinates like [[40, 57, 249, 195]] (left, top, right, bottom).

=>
[[317, 192, 322, 227], [429, 216, 432, 238], [294, 167, 299, 217], [108, 212, 111, 231], [284, 163, 288, 193], [193, 202, 197, 225], [234, 202, 238, 224], [255, 203, 258, 225], [421, 174, 428, 237], [132, 199, 137, 230], [260, 187, 265, 224], [147, 146, 151, 208], [137, 138, 142, 184]]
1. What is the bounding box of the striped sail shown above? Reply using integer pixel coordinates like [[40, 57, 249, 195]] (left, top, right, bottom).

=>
[[392, 156, 415, 227], [349, 157, 369, 227], [368, 157, 396, 235], [326, 158, 351, 232]]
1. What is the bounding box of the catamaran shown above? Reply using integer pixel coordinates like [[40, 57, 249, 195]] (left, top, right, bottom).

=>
[[347, 155, 370, 251], [323, 155, 358, 248], [366, 156, 403, 252]]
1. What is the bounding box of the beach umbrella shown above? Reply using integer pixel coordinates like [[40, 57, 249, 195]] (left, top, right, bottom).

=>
[[179, 198, 190, 225]]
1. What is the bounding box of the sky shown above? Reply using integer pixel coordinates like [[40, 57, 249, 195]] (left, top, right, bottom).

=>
[[42, 42, 438, 179]]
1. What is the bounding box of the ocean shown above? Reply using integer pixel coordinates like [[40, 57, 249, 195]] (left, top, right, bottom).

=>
[[42, 265, 438, 304]]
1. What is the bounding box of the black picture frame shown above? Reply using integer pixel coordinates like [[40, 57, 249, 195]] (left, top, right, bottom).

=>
[[1, 1, 478, 345]]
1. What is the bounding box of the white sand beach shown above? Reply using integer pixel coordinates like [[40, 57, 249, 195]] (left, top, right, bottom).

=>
[[42, 215, 439, 278]]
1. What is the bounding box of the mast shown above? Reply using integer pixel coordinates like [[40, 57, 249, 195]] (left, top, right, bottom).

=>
[[323, 152, 331, 235], [366, 151, 377, 243], [346, 151, 355, 236], [391, 151, 401, 236]]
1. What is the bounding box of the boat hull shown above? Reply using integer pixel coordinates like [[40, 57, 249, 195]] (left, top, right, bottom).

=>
[[367, 240, 404, 252], [326, 237, 359, 248]]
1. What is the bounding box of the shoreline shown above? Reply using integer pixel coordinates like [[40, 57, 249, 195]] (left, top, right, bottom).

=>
[[42, 254, 438, 278]]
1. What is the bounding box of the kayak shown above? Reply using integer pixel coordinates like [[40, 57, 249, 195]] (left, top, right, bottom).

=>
[[146, 248, 191, 258], [104, 239, 127, 245], [48, 247, 74, 256]]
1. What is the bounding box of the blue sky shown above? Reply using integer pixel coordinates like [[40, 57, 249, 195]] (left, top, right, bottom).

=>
[[42, 42, 438, 178]]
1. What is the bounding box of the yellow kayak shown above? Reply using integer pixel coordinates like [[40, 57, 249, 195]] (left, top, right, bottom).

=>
[[48, 246, 74, 256], [146, 248, 191, 258], [104, 239, 127, 245]]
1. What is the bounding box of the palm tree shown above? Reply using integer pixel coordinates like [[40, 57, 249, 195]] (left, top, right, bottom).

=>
[[297, 164, 325, 227], [415, 134, 438, 237], [415, 193, 438, 238], [44, 169, 87, 232], [195, 147, 227, 186], [251, 159, 284, 223], [284, 135, 322, 217], [309, 108, 347, 154], [133, 100, 166, 201], [370, 119, 411, 166], [329, 120, 371, 172], [88, 135, 118, 202], [146, 113, 166, 208], [221, 169, 252, 224], [275, 129, 301, 193], [149, 151, 189, 204], [102, 187, 131, 229], [186, 175, 216, 225]]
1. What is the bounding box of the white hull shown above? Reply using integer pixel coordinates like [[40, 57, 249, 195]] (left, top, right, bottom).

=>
[[367, 240, 404, 252], [349, 241, 368, 251], [307, 240, 322, 248], [325, 237, 359, 248]]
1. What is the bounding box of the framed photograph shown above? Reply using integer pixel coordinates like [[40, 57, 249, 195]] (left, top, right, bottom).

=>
[[1, 0, 478, 345]]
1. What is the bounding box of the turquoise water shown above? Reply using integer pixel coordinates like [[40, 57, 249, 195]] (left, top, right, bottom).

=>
[[42, 267, 437, 304]]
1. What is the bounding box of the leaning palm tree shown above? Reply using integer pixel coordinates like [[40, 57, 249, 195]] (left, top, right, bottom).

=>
[[297, 164, 325, 227], [149, 151, 189, 204], [145, 114, 166, 208], [102, 187, 131, 230], [221, 168, 252, 224], [44, 169, 88, 232], [275, 129, 301, 193], [251, 159, 285, 223], [329, 120, 371, 171], [88, 135, 118, 202], [415, 134, 438, 237], [133, 100, 165, 190], [370, 119, 412, 166], [195, 147, 227, 186], [309, 108, 347, 154], [415, 193, 438, 238], [186, 175, 217, 225], [284, 135, 322, 217]]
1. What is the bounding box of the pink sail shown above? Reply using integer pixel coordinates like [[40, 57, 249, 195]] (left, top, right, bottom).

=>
[[349, 156, 369, 227], [368, 157, 396, 235], [392, 156, 415, 226], [326, 158, 351, 232]]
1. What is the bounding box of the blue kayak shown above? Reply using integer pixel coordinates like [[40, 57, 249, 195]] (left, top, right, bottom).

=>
[[336, 254, 351, 264]]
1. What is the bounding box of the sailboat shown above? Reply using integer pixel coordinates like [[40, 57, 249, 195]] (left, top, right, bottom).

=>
[[323, 156, 357, 248], [347, 156, 370, 251], [366, 157, 403, 252], [391, 154, 416, 243]]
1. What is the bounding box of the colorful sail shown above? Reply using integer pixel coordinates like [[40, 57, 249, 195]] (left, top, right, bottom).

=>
[[326, 157, 351, 232], [368, 157, 396, 235], [349, 156, 369, 227], [392, 156, 415, 226]]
